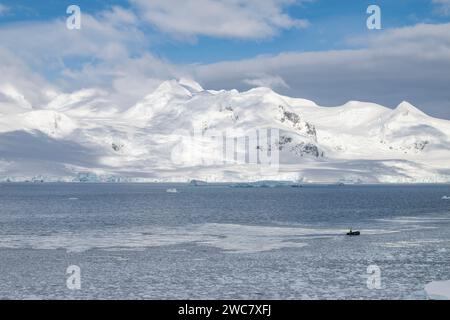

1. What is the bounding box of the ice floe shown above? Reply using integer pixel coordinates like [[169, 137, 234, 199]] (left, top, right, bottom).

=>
[[0, 224, 350, 253], [425, 280, 450, 300]]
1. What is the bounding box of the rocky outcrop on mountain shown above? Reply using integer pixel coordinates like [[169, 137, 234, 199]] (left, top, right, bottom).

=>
[[278, 105, 317, 141]]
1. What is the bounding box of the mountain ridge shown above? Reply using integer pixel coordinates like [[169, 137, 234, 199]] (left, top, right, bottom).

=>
[[0, 79, 449, 183]]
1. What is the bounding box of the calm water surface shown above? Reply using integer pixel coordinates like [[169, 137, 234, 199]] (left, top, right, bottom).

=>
[[0, 183, 449, 299]]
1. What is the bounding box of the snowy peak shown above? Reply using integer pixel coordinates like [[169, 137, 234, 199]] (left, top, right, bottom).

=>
[[242, 87, 318, 108], [123, 79, 199, 121], [178, 78, 204, 92], [153, 80, 192, 97], [152, 79, 204, 98], [394, 101, 426, 117]]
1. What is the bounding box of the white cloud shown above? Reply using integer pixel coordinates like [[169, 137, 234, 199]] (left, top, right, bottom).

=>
[[433, 0, 450, 15], [0, 8, 144, 64], [100, 5, 139, 25], [0, 4, 9, 16], [0, 47, 54, 108], [192, 23, 450, 119], [1, 5, 450, 120], [0, 7, 171, 108], [130, 0, 309, 39], [243, 74, 289, 89]]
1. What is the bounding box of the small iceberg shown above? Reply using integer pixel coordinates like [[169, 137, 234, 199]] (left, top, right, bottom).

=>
[[229, 181, 293, 188], [189, 179, 208, 186], [229, 183, 254, 188], [442, 196, 450, 200], [425, 280, 450, 300], [166, 188, 178, 193]]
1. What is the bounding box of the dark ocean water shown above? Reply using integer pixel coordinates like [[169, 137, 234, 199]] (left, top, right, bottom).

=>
[[0, 183, 449, 299]]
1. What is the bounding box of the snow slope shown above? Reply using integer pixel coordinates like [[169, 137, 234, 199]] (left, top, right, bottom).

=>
[[0, 79, 449, 183]]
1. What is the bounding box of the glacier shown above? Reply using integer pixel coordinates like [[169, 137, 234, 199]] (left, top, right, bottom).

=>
[[1, 79, 450, 183]]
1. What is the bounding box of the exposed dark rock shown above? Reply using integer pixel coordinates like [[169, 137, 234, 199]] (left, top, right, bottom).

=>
[[414, 140, 429, 151], [291, 142, 321, 158], [112, 142, 124, 152], [279, 105, 317, 141]]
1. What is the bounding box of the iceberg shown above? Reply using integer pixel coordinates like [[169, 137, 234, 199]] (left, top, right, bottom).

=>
[[229, 181, 294, 188], [425, 280, 450, 300], [189, 180, 208, 186]]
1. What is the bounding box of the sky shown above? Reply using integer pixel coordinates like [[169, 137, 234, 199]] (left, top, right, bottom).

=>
[[0, 0, 450, 118]]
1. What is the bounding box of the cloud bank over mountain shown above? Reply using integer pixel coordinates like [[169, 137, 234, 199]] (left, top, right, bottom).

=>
[[0, 2, 449, 118]]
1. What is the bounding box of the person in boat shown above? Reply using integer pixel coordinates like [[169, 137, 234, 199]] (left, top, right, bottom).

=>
[[347, 228, 360, 236]]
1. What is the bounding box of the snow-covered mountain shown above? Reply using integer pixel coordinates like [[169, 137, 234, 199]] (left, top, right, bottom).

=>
[[1, 79, 450, 183]]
